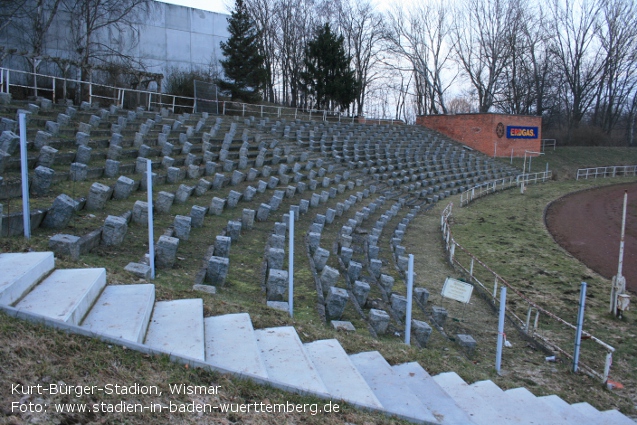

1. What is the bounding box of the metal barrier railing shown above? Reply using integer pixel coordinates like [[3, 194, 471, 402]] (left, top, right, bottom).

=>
[[0, 66, 396, 124], [576, 165, 637, 180], [460, 171, 552, 207], [541, 139, 557, 151], [441, 202, 614, 382]]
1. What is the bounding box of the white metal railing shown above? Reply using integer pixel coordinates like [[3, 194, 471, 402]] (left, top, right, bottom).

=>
[[541, 139, 557, 151], [441, 203, 614, 382], [576, 165, 637, 180], [460, 171, 552, 207], [0, 66, 398, 124]]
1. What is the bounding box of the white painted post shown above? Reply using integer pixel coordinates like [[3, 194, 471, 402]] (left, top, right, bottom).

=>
[[573, 282, 587, 372], [19, 113, 31, 239], [470, 258, 474, 279], [288, 209, 294, 318], [603, 352, 613, 382], [525, 306, 532, 333], [147, 159, 155, 279], [405, 254, 414, 345], [493, 277, 498, 299], [449, 242, 455, 263], [496, 286, 507, 374], [611, 190, 628, 315]]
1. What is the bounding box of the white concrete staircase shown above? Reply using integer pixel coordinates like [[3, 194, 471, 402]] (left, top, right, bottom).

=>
[[1, 251, 635, 425]]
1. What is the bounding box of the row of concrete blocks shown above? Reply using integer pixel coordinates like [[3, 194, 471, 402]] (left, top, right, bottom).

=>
[[305, 192, 384, 321], [47, 211, 132, 261], [265, 218, 290, 302]]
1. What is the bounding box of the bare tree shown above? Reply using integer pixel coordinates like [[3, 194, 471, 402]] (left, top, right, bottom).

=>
[[550, 0, 603, 130], [385, 1, 455, 115], [61, 0, 152, 90], [0, 0, 29, 34], [246, 0, 279, 103], [336, 0, 385, 116], [592, 0, 637, 135], [452, 0, 522, 113]]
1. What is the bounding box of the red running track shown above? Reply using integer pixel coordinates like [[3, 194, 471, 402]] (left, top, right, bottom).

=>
[[545, 182, 637, 293]]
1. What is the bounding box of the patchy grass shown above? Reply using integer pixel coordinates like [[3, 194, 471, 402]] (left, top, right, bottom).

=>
[[447, 176, 637, 415]]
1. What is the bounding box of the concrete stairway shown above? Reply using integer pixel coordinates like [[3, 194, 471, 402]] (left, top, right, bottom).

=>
[[1, 251, 634, 425]]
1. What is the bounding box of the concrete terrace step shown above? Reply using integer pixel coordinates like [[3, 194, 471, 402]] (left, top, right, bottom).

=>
[[432, 372, 506, 425], [393, 362, 476, 425], [204, 313, 267, 378], [254, 326, 329, 396], [538, 395, 594, 424], [503, 387, 570, 425], [599, 409, 637, 425], [81, 284, 155, 343], [571, 402, 636, 425], [144, 299, 205, 361], [470, 380, 533, 424], [14, 268, 106, 325], [0, 251, 55, 306], [349, 351, 438, 424], [303, 339, 382, 409]]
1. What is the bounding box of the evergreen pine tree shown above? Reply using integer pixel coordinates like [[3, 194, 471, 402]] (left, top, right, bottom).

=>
[[302, 23, 359, 111], [218, 0, 266, 102]]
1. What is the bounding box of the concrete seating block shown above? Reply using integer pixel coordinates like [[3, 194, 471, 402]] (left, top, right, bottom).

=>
[[102, 215, 128, 246], [325, 287, 349, 321], [369, 309, 390, 334]]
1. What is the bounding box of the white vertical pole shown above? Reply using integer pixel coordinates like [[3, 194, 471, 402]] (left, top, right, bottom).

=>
[[19, 113, 31, 239], [405, 254, 414, 345], [616, 190, 628, 279], [288, 209, 294, 318], [147, 159, 155, 279], [573, 282, 587, 373], [495, 286, 507, 374]]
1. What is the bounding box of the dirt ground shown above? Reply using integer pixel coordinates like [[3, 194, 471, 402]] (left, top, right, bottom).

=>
[[545, 182, 637, 293]]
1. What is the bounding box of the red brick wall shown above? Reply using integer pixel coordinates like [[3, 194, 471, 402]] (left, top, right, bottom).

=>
[[416, 114, 542, 157]]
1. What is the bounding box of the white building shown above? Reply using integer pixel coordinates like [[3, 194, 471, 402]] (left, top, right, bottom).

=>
[[0, 1, 230, 87]]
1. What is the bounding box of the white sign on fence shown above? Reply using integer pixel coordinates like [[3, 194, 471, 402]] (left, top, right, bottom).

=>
[[441, 277, 474, 303]]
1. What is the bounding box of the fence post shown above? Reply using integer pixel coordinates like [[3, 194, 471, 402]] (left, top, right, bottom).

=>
[[19, 113, 31, 239], [449, 242, 455, 263], [242, 103, 245, 117], [573, 282, 587, 373], [604, 352, 612, 382], [496, 286, 507, 374], [147, 159, 155, 279], [405, 254, 414, 345], [288, 209, 294, 318], [52, 78, 56, 104], [493, 277, 498, 299], [470, 258, 474, 280]]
